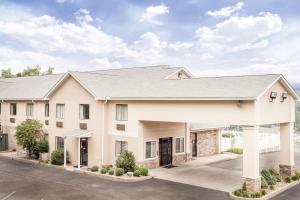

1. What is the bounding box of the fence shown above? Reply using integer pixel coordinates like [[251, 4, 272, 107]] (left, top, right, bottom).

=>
[[221, 130, 280, 153]]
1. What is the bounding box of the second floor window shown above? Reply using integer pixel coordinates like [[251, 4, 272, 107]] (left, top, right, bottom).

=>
[[56, 104, 65, 119], [79, 104, 89, 120], [45, 104, 49, 117], [10, 103, 17, 116], [116, 104, 128, 121], [26, 103, 34, 117]]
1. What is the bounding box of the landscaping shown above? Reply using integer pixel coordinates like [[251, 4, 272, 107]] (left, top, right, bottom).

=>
[[232, 168, 300, 199], [227, 147, 243, 155]]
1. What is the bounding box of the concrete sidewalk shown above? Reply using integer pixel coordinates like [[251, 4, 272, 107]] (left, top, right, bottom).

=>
[[150, 153, 242, 192]]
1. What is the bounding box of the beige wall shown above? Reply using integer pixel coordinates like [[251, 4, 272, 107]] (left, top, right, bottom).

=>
[[48, 76, 103, 167], [256, 81, 296, 125]]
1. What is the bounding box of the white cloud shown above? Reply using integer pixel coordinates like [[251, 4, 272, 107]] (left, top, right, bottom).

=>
[[195, 12, 282, 53], [56, 0, 75, 4], [206, 2, 244, 17], [89, 58, 122, 68], [74, 8, 93, 24], [140, 3, 169, 24]]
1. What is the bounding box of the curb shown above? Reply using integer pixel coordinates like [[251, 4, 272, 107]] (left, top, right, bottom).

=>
[[0, 155, 153, 183], [229, 181, 300, 200]]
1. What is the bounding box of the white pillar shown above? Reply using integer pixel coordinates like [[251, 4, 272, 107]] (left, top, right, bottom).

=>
[[64, 136, 67, 168], [242, 126, 261, 192], [78, 138, 81, 170], [279, 122, 294, 176]]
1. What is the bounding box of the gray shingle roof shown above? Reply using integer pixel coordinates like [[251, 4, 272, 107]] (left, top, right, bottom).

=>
[[0, 66, 282, 100]]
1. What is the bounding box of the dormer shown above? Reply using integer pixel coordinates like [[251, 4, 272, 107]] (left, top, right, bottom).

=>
[[164, 68, 193, 79]]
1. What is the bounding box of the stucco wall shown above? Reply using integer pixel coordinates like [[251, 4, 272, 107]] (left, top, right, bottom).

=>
[[48, 76, 103, 167]]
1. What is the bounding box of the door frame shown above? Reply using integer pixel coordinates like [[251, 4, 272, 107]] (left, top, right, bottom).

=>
[[159, 137, 173, 166], [80, 138, 88, 166]]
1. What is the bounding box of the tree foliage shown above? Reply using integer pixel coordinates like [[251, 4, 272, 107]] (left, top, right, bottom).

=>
[[0, 66, 54, 78], [15, 119, 43, 157]]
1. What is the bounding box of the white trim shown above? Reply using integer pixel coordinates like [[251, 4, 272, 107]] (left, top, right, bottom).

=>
[[164, 68, 194, 79], [97, 97, 256, 101], [144, 139, 158, 160]]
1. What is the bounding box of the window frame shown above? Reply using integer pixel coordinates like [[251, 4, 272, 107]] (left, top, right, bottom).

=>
[[115, 104, 128, 121], [145, 140, 157, 160], [175, 137, 185, 154], [56, 104, 65, 119], [79, 104, 90, 120], [115, 140, 128, 156], [10, 103, 17, 116], [26, 103, 34, 117], [45, 103, 49, 117], [55, 136, 64, 150]]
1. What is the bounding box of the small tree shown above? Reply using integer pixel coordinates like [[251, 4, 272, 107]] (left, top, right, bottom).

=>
[[115, 150, 136, 173], [15, 119, 43, 158]]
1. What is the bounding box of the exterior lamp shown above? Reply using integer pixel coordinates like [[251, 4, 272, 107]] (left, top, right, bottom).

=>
[[281, 93, 288, 102], [269, 92, 277, 102]]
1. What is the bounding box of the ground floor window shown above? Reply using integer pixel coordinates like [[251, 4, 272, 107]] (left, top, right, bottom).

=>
[[56, 136, 64, 150], [115, 141, 128, 156], [176, 137, 185, 153], [145, 141, 156, 159]]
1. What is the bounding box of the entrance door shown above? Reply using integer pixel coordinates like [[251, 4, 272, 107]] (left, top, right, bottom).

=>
[[159, 137, 172, 166], [191, 133, 197, 157], [80, 138, 88, 166], [0, 134, 8, 151]]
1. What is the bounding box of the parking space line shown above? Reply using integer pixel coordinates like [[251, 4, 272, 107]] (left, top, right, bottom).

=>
[[1, 191, 16, 200]]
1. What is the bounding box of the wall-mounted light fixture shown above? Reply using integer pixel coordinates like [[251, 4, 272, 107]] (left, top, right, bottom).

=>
[[281, 93, 288, 102], [237, 100, 242, 107], [269, 92, 277, 102]]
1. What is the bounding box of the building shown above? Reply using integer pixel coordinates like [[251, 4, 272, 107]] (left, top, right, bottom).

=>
[[0, 65, 298, 192]]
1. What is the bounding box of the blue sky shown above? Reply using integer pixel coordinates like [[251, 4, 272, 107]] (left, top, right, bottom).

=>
[[0, 0, 300, 86]]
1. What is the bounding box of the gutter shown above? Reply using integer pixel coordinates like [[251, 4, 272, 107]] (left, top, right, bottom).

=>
[[101, 96, 111, 166]]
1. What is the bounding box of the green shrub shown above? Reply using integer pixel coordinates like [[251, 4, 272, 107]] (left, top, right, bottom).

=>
[[261, 190, 267, 196], [261, 169, 277, 186], [91, 165, 99, 172], [136, 167, 148, 176], [133, 169, 141, 177], [102, 164, 113, 172], [108, 168, 114, 175], [100, 168, 107, 174], [242, 182, 247, 191], [227, 148, 243, 155], [37, 139, 49, 153], [292, 175, 299, 181], [116, 168, 125, 176], [51, 149, 64, 165], [115, 150, 136, 173], [261, 177, 268, 189], [295, 171, 300, 178], [222, 133, 235, 138], [285, 176, 291, 183], [269, 168, 282, 182]]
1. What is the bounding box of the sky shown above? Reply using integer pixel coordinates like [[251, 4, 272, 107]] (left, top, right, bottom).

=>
[[0, 0, 300, 86]]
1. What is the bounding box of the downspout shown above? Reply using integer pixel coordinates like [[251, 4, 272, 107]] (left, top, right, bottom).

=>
[[101, 96, 110, 166]]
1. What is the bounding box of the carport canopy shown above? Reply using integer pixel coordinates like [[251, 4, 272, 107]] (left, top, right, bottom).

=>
[[63, 129, 92, 169]]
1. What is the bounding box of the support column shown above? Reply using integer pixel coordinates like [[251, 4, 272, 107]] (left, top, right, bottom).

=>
[[64, 136, 67, 168], [279, 122, 294, 177], [243, 126, 261, 192], [185, 123, 191, 161], [77, 138, 81, 170]]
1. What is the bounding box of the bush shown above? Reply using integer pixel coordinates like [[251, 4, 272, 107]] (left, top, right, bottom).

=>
[[222, 133, 235, 138], [295, 171, 300, 178], [285, 176, 291, 183], [261, 190, 267, 196], [100, 168, 107, 174], [261, 169, 277, 186], [136, 167, 148, 176], [108, 168, 114, 175], [51, 149, 64, 165], [91, 166, 99, 172], [292, 175, 299, 181], [233, 182, 267, 198], [261, 177, 268, 189], [133, 169, 141, 177], [115, 150, 136, 173], [269, 168, 281, 182], [102, 165, 113, 172], [227, 148, 243, 155], [37, 139, 49, 153], [116, 168, 125, 176]]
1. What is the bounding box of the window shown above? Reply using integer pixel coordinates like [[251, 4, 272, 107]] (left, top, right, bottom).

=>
[[145, 141, 156, 159], [176, 137, 185, 153], [79, 104, 89, 120], [115, 141, 128, 156], [56, 104, 65, 119], [45, 104, 49, 117], [10, 103, 17, 115], [26, 103, 34, 117], [116, 104, 128, 121], [297, 107, 300, 113], [56, 136, 64, 149]]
